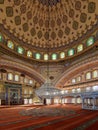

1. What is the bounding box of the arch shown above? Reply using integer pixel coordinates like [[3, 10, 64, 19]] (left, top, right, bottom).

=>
[[0, 59, 45, 84], [55, 56, 98, 88]]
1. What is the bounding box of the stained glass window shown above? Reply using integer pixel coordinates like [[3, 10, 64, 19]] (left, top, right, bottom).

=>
[[29, 80, 33, 84], [0, 34, 3, 42], [65, 90, 68, 93], [72, 98, 75, 103], [0, 73, 1, 79], [35, 53, 41, 59], [27, 50, 32, 57], [86, 37, 94, 46], [86, 87, 91, 92], [93, 70, 98, 78], [86, 72, 91, 80], [52, 53, 57, 60], [29, 90, 32, 94], [7, 40, 14, 49], [93, 86, 98, 91], [77, 44, 83, 52], [15, 74, 19, 81], [77, 76, 81, 82], [44, 54, 48, 60], [61, 90, 65, 94], [77, 88, 81, 93], [68, 49, 74, 56], [8, 73, 13, 80], [77, 97, 81, 103], [17, 46, 24, 54], [24, 78, 28, 84], [72, 89, 75, 93], [72, 78, 76, 83], [24, 89, 27, 94], [60, 52, 65, 59]]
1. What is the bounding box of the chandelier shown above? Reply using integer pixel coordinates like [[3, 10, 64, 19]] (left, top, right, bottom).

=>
[[35, 43, 61, 98], [35, 1, 61, 99], [35, 79, 61, 98]]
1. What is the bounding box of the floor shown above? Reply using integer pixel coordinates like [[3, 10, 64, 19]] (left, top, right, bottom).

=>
[[0, 104, 98, 130]]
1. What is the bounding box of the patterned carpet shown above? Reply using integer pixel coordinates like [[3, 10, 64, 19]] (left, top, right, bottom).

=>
[[20, 107, 75, 117], [0, 104, 98, 130]]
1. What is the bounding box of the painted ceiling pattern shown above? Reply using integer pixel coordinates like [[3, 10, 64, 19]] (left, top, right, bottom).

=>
[[0, 0, 98, 51], [38, 0, 61, 6]]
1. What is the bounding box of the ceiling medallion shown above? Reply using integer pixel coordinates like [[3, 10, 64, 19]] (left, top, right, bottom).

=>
[[38, 0, 61, 6]]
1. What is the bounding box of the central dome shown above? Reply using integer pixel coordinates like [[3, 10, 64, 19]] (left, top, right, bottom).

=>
[[0, 0, 97, 51]]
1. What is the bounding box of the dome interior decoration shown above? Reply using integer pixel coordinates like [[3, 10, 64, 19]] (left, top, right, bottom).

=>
[[0, 0, 97, 53]]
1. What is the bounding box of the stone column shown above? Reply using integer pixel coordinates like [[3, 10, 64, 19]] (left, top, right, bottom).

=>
[[82, 98, 84, 109], [8, 87, 10, 105], [96, 98, 98, 107], [84, 98, 88, 108], [75, 97, 77, 105], [92, 97, 95, 110]]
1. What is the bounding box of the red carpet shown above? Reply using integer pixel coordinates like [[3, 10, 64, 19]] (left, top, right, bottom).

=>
[[0, 104, 98, 130]]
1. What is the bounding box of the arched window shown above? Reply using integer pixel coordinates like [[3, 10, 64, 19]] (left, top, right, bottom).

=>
[[86, 72, 91, 80], [77, 76, 81, 82], [7, 73, 13, 81], [65, 90, 68, 93], [77, 88, 81, 93], [86, 36, 94, 46], [24, 78, 28, 84], [52, 53, 57, 60], [68, 49, 74, 56], [7, 40, 14, 49], [14, 74, 19, 81], [29, 80, 33, 84], [72, 78, 76, 83], [24, 89, 27, 94], [44, 54, 49, 60], [72, 89, 75, 93], [60, 52, 65, 59], [27, 50, 32, 57], [93, 86, 98, 91], [0, 73, 1, 79], [92, 70, 98, 78], [17, 46, 24, 54], [29, 90, 32, 94], [86, 87, 91, 92], [0, 33, 3, 42], [61, 90, 65, 94], [35, 53, 41, 59], [77, 44, 83, 52]]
